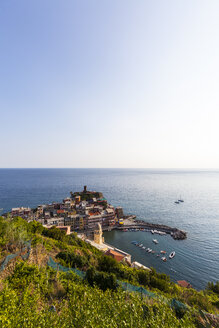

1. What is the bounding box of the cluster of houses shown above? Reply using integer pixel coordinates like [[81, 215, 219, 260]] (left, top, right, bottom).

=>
[[11, 186, 124, 234]]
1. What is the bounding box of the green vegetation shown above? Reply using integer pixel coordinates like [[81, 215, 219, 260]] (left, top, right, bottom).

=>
[[0, 216, 218, 327]]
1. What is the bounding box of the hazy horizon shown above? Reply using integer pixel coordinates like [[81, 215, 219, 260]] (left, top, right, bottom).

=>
[[1, 0, 219, 168], [1, 167, 219, 171]]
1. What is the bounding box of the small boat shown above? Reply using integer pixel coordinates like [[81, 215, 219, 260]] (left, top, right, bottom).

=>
[[161, 257, 167, 262], [175, 201, 180, 204], [142, 246, 146, 249], [156, 254, 160, 257], [169, 251, 176, 259], [160, 250, 166, 254], [147, 248, 152, 253], [139, 244, 143, 248], [131, 241, 138, 245], [151, 230, 154, 234], [151, 251, 156, 254], [153, 239, 159, 244], [178, 195, 184, 202], [158, 231, 166, 235]]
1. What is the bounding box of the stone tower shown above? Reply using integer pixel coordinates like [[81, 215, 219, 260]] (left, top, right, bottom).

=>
[[94, 223, 104, 244]]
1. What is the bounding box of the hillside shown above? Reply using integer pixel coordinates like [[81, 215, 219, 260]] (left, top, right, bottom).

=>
[[0, 216, 218, 328]]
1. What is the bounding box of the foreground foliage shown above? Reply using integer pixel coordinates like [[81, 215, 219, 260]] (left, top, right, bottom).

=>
[[0, 216, 218, 327], [0, 262, 197, 328]]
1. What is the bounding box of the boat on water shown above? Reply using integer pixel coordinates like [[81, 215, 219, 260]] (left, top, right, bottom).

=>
[[158, 231, 166, 235], [151, 230, 154, 234], [153, 239, 158, 244], [161, 256, 167, 262], [174, 201, 180, 204], [147, 248, 152, 253], [139, 244, 143, 248], [169, 251, 176, 259], [142, 246, 146, 249], [160, 250, 166, 254]]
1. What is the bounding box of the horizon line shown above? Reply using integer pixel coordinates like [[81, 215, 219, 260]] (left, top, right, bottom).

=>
[[1, 167, 219, 170]]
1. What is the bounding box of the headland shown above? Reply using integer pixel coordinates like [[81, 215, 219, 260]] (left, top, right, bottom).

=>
[[5, 185, 187, 240]]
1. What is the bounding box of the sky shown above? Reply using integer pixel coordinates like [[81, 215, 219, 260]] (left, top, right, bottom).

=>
[[0, 0, 219, 168]]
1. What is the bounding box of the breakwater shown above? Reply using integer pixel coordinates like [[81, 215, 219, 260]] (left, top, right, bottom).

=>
[[115, 218, 187, 240]]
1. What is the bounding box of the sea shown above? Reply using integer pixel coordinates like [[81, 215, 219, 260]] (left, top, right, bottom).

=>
[[0, 168, 218, 290]]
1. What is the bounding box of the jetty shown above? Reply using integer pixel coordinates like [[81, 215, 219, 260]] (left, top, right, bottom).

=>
[[115, 218, 187, 240]]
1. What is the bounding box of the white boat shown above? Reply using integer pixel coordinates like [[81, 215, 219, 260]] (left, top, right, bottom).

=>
[[151, 230, 154, 234], [148, 249, 152, 253], [158, 231, 166, 235], [161, 256, 167, 262], [153, 239, 159, 244], [169, 251, 175, 259]]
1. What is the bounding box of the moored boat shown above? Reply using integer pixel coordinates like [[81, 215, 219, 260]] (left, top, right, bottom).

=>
[[169, 251, 176, 259], [153, 239, 158, 244], [161, 256, 167, 262]]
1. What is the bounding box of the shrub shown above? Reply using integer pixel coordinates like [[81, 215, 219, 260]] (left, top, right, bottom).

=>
[[42, 226, 66, 241], [85, 267, 118, 291]]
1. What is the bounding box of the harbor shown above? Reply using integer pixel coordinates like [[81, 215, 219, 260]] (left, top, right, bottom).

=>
[[114, 217, 187, 240]]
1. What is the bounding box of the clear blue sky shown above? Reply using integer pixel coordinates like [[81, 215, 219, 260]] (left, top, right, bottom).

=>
[[0, 0, 219, 168]]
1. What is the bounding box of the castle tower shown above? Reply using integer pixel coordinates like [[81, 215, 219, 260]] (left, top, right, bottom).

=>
[[93, 223, 104, 244]]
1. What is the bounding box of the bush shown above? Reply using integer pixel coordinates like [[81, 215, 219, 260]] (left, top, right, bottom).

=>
[[42, 226, 66, 241], [56, 251, 88, 269], [150, 276, 169, 292], [28, 221, 44, 234], [97, 255, 119, 274], [85, 267, 118, 291], [137, 269, 150, 286], [207, 281, 219, 295]]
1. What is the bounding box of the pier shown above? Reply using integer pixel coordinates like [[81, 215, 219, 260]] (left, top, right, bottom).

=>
[[114, 218, 187, 240]]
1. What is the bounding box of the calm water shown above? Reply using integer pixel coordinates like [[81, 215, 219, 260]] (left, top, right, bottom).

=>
[[0, 168, 218, 289]]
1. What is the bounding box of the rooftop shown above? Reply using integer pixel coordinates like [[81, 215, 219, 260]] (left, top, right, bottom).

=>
[[177, 280, 192, 288]]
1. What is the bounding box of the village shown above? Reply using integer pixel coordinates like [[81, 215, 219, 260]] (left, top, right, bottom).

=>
[[10, 186, 126, 233], [7, 186, 192, 287], [9, 186, 150, 270]]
